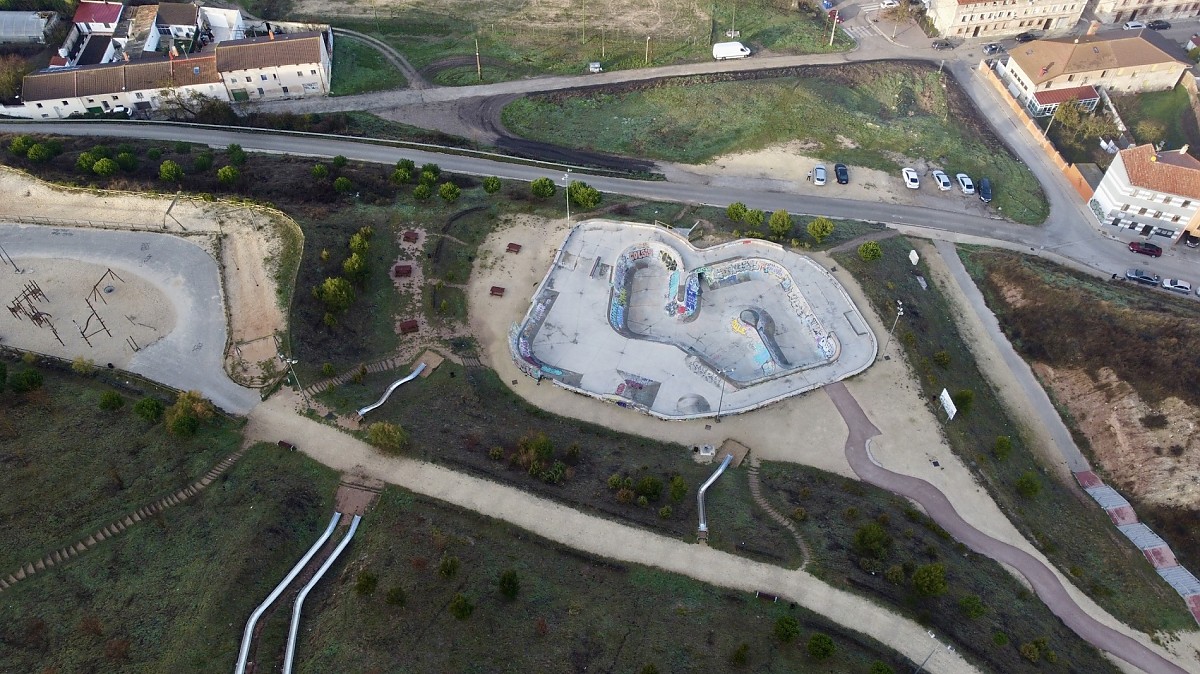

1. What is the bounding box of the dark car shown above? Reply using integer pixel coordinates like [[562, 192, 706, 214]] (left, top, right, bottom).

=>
[[1125, 269, 1160, 286], [978, 177, 993, 203], [1183, 233, 1200, 249], [932, 40, 954, 50], [1129, 241, 1163, 257], [983, 43, 1004, 55], [1015, 32, 1037, 43], [834, 163, 849, 184], [1147, 19, 1171, 30]]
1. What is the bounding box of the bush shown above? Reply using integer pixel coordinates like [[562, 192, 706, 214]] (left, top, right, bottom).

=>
[[8, 135, 33, 155], [774, 615, 800, 643], [225, 143, 247, 166], [768, 209, 793, 240], [99, 390, 124, 411], [76, 152, 98, 173], [314, 277, 355, 313], [869, 662, 895, 674], [729, 642, 750, 666], [116, 152, 138, 172], [354, 571, 378, 595], [191, 152, 213, 173], [168, 413, 199, 436], [950, 388, 974, 415], [72, 356, 96, 375], [396, 158, 415, 172], [483, 176, 501, 193], [669, 475, 688, 501], [1019, 641, 1040, 662], [607, 473, 624, 490], [658, 505, 672, 519], [438, 181, 462, 203], [26, 143, 53, 163], [420, 162, 441, 178], [173, 141, 192, 154], [164, 390, 213, 437], [10, 368, 43, 393], [634, 475, 663, 501], [332, 154, 348, 168], [498, 569, 520, 600], [134, 396, 165, 422], [312, 163, 330, 180], [448, 593, 474, 620], [147, 148, 162, 160], [413, 184, 432, 200], [385, 586, 406, 606], [159, 160, 184, 183], [530, 177, 556, 199], [852, 522, 893, 560], [217, 165, 240, 185], [367, 421, 409, 453], [911, 562, 948, 597], [806, 633, 836, 660], [333, 176, 353, 194], [1015, 471, 1042, 499], [932, 350, 951, 368], [726, 202, 748, 222], [884, 564, 904, 584], [806, 217, 834, 243], [792, 507, 808, 522], [419, 170, 438, 186], [858, 240, 883, 261], [958, 594, 987, 619], [992, 435, 1012, 461], [744, 209, 765, 227], [616, 488, 635, 504], [321, 362, 336, 377], [92, 158, 119, 177], [993, 631, 1009, 646], [438, 555, 460, 578], [568, 180, 602, 209], [390, 167, 410, 184]]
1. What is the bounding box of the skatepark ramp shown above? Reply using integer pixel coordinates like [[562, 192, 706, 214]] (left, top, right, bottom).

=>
[[283, 514, 362, 673], [697, 453, 734, 537], [235, 512, 342, 674], [356, 362, 426, 418]]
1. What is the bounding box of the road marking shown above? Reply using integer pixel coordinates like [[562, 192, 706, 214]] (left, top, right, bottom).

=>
[[843, 25, 874, 38]]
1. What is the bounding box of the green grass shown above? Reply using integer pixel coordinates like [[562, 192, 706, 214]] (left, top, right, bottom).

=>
[[1113, 84, 1200, 150], [758, 461, 1120, 674], [330, 35, 408, 96], [0, 359, 243, 572], [833, 237, 1195, 633], [294, 485, 908, 673], [501, 63, 1048, 224]]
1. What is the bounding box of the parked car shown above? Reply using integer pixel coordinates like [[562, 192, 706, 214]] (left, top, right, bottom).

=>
[[1147, 19, 1171, 30], [978, 177, 993, 203], [1122, 20, 1146, 30], [1015, 32, 1037, 43], [813, 164, 827, 186], [827, 9, 844, 23], [955, 173, 975, 195], [1128, 241, 1163, 257], [1161, 278, 1192, 294], [931, 40, 953, 51], [879, 0, 899, 7], [1125, 269, 1159, 285], [834, 163, 849, 184], [902, 167, 920, 189], [982, 43, 1004, 55], [1183, 233, 1200, 249], [931, 170, 952, 191]]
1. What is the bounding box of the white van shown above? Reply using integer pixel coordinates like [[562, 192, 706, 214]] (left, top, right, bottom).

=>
[[1122, 20, 1145, 30], [712, 41, 751, 60]]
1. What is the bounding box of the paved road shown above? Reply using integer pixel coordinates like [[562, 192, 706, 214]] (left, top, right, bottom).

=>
[[823, 380, 1187, 674], [0, 223, 260, 414]]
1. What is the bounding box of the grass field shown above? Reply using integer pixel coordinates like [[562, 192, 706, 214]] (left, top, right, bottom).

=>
[[330, 36, 407, 96], [758, 461, 1120, 674], [1113, 84, 1200, 151], [502, 63, 1048, 224], [294, 485, 909, 673], [0, 357, 243, 572], [833, 237, 1195, 633]]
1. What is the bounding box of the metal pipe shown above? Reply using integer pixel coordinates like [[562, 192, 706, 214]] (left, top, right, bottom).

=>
[[697, 453, 734, 533], [235, 512, 342, 674], [283, 514, 362, 674]]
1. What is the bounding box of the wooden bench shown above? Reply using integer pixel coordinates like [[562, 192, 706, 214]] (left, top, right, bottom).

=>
[[506, 243, 522, 254], [490, 286, 506, 297], [399, 319, 419, 334]]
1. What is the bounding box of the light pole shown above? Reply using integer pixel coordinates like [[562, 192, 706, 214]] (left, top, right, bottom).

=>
[[880, 300, 904, 359], [713, 366, 735, 422], [563, 169, 571, 225]]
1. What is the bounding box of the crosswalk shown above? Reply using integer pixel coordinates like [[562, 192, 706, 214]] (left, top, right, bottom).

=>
[[842, 25, 875, 38]]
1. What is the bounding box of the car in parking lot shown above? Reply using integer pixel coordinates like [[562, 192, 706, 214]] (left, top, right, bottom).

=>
[[1128, 241, 1163, 257], [1126, 269, 1159, 285], [982, 43, 1004, 55], [1015, 32, 1037, 43], [931, 40, 953, 50], [1147, 19, 1171, 30], [955, 173, 975, 194], [813, 164, 827, 186], [902, 167, 920, 189], [1161, 278, 1191, 294], [931, 170, 951, 190], [1122, 20, 1146, 30], [978, 177, 993, 203], [834, 163, 849, 184], [1183, 233, 1200, 248]]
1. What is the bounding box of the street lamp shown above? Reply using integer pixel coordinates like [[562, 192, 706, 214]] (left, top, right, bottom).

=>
[[880, 300, 904, 359], [713, 366, 735, 422], [563, 169, 571, 225]]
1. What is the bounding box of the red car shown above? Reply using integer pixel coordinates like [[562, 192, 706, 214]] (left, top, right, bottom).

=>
[[1129, 241, 1163, 257], [827, 9, 844, 22]]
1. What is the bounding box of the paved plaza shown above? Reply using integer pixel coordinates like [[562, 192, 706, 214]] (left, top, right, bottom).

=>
[[510, 220, 877, 419]]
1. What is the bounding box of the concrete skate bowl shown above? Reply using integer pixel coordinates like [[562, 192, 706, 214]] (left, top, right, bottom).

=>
[[609, 242, 840, 387]]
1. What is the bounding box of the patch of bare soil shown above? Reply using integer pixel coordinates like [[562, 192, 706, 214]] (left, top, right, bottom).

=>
[[1034, 364, 1200, 509]]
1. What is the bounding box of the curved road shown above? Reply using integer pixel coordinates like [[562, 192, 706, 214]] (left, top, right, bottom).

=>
[[825, 381, 1186, 674]]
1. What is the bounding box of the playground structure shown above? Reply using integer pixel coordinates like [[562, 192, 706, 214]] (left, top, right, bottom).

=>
[[510, 220, 877, 419], [356, 362, 428, 418], [696, 453, 734, 540]]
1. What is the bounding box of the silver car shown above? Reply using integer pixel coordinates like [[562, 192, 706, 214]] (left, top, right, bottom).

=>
[[1161, 278, 1192, 294], [813, 164, 827, 186], [955, 173, 975, 195]]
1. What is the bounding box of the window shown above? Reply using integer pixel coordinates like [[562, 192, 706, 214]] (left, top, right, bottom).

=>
[[41, 113, 48, 118], [87, 98, 94, 103], [1172, 215, 1181, 223], [282, 86, 289, 93], [62, 100, 67, 105], [1183, 200, 1192, 208], [310, 69, 316, 75], [36, 103, 43, 108], [257, 87, 264, 96], [1154, 211, 1162, 218], [193, 66, 200, 75], [1120, 204, 1130, 212], [1163, 196, 1172, 205], [135, 92, 144, 99], [111, 95, 117, 100], [296, 71, 303, 77], [245, 77, 251, 82], [1138, 207, 1147, 215], [260, 74, 267, 81]]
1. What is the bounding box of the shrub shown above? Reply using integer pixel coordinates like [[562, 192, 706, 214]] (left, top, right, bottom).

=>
[[164, 390, 212, 437], [658, 505, 672, 519], [869, 663, 895, 674], [607, 473, 624, 490], [191, 152, 213, 172], [419, 170, 438, 186], [448, 593, 474, 620], [147, 148, 162, 160], [729, 642, 750, 666], [726, 202, 748, 222], [616, 488, 635, 504], [1015, 471, 1042, 498], [134, 396, 165, 422], [950, 389, 974, 415], [420, 162, 441, 178], [568, 180, 602, 209], [483, 176, 501, 193], [72, 356, 96, 375], [774, 615, 800, 643], [333, 176, 353, 194], [1019, 641, 1040, 662], [354, 571, 378, 595], [792, 507, 808, 522], [640, 666, 659, 674], [76, 152, 97, 173], [669, 475, 688, 501], [10, 368, 43, 393], [884, 564, 905, 584], [806, 633, 836, 660], [993, 631, 1009, 646], [439, 181, 462, 203], [438, 555, 460, 578], [159, 160, 184, 183], [343, 253, 367, 281], [932, 350, 951, 368], [116, 152, 138, 172], [636, 495, 649, 507], [173, 141, 192, 154], [958, 594, 987, 619], [858, 240, 883, 261], [385, 586, 406, 606], [99, 390, 125, 411], [332, 154, 348, 168], [8, 134, 33, 155], [498, 569, 520, 600], [911, 562, 948, 597], [312, 163, 330, 179], [321, 362, 336, 377], [390, 167, 410, 184], [806, 217, 834, 243], [489, 446, 505, 460], [992, 435, 1012, 461], [367, 421, 409, 453], [168, 413, 199, 436], [634, 475, 663, 501], [92, 158, 119, 177], [530, 177, 556, 199], [217, 165, 240, 185], [768, 209, 793, 239], [225, 143, 247, 166], [314, 277, 355, 312], [852, 522, 893, 560], [413, 184, 432, 200], [25, 143, 53, 163], [396, 158, 415, 172], [744, 209, 765, 227]]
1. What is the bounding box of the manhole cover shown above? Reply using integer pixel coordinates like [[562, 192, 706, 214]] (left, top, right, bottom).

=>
[[104, 285, 115, 293]]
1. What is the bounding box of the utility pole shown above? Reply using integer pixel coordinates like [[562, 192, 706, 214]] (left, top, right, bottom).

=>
[[645, 35, 650, 65], [475, 38, 482, 81], [601, 27, 605, 58], [829, 10, 838, 47], [564, 169, 571, 225], [880, 300, 904, 358]]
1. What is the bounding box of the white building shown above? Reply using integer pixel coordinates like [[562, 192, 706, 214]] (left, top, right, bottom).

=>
[[215, 31, 332, 102], [1087, 0, 1200, 25], [1090, 144, 1200, 241], [926, 0, 1085, 40]]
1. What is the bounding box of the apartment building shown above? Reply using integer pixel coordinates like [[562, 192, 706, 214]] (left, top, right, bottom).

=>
[[927, 0, 1085, 39], [1088, 0, 1200, 26], [215, 32, 331, 102], [1091, 144, 1200, 240]]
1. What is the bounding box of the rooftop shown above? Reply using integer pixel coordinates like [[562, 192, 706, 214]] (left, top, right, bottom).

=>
[[72, 1, 123, 27], [1009, 29, 1191, 86], [113, 5, 160, 60], [1119, 144, 1200, 201], [22, 54, 221, 102], [155, 2, 199, 27], [0, 11, 52, 39], [214, 31, 324, 71], [1032, 85, 1099, 106], [77, 35, 113, 66]]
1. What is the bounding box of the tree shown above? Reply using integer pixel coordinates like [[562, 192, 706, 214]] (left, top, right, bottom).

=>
[[134, 396, 165, 422], [367, 421, 409, 453], [8, 134, 34, 156], [634, 476, 663, 501], [744, 209, 765, 228], [774, 615, 800, 643], [116, 152, 138, 172], [157, 90, 233, 122], [669, 475, 688, 501], [806, 633, 836, 660], [99, 390, 124, 411], [342, 253, 367, 281], [1015, 471, 1042, 498], [312, 163, 329, 179], [951, 388, 974, 415], [498, 569, 520, 600], [806, 217, 835, 244], [1134, 119, 1166, 146], [858, 240, 883, 261], [726, 202, 748, 222], [853, 522, 893, 560], [217, 165, 240, 186], [483, 176, 501, 193], [314, 277, 355, 312], [225, 143, 247, 166], [390, 167, 410, 184], [333, 176, 353, 194], [911, 562, 948, 597], [413, 184, 432, 200], [992, 436, 1012, 461], [158, 160, 184, 183], [958, 594, 987, 619], [354, 571, 378, 595], [25, 143, 53, 163], [530, 177, 556, 199], [568, 180, 602, 209], [439, 181, 462, 203], [165, 390, 213, 437], [0, 54, 33, 100], [191, 152, 213, 173], [92, 158, 119, 177], [332, 154, 348, 168], [768, 209, 793, 240], [349, 231, 370, 255], [448, 593, 474, 620]]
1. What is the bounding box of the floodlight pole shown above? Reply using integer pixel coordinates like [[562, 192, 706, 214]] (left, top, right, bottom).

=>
[[880, 300, 904, 357], [714, 366, 734, 422]]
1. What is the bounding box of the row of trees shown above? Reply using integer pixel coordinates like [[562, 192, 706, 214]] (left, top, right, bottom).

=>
[[530, 177, 603, 210], [726, 202, 837, 245]]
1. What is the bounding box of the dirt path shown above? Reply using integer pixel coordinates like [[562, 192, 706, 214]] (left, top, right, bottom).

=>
[[331, 28, 429, 90]]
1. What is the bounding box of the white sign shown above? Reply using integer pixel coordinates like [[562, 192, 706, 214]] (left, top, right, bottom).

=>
[[909, 249, 920, 266], [939, 388, 957, 420]]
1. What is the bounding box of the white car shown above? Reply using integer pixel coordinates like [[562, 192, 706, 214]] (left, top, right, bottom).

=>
[[956, 173, 975, 195], [902, 167, 920, 189], [813, 164, 827, 186], [1122, 20, 1145, 30], [932, 170, 952, 191], [880, 0, 899, 7], [1161, 278, 1191, 294]]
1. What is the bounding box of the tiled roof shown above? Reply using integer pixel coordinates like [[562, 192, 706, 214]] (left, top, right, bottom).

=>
[[1032, 85, 1099, 106], [75, 64, 125, 96], [21, 54, 221, 102], [72, 1, 122, 26], [21, 69, 77, 101], [215, 32, 323, 72], [1009, 29, 1190, 86], [155, 3, 199, 27], [1119, 144, 1200, 200]]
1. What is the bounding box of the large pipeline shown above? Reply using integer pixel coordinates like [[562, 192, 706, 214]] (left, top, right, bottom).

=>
[[282, 514, 363, 673], [697, 453, 734, 534]]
